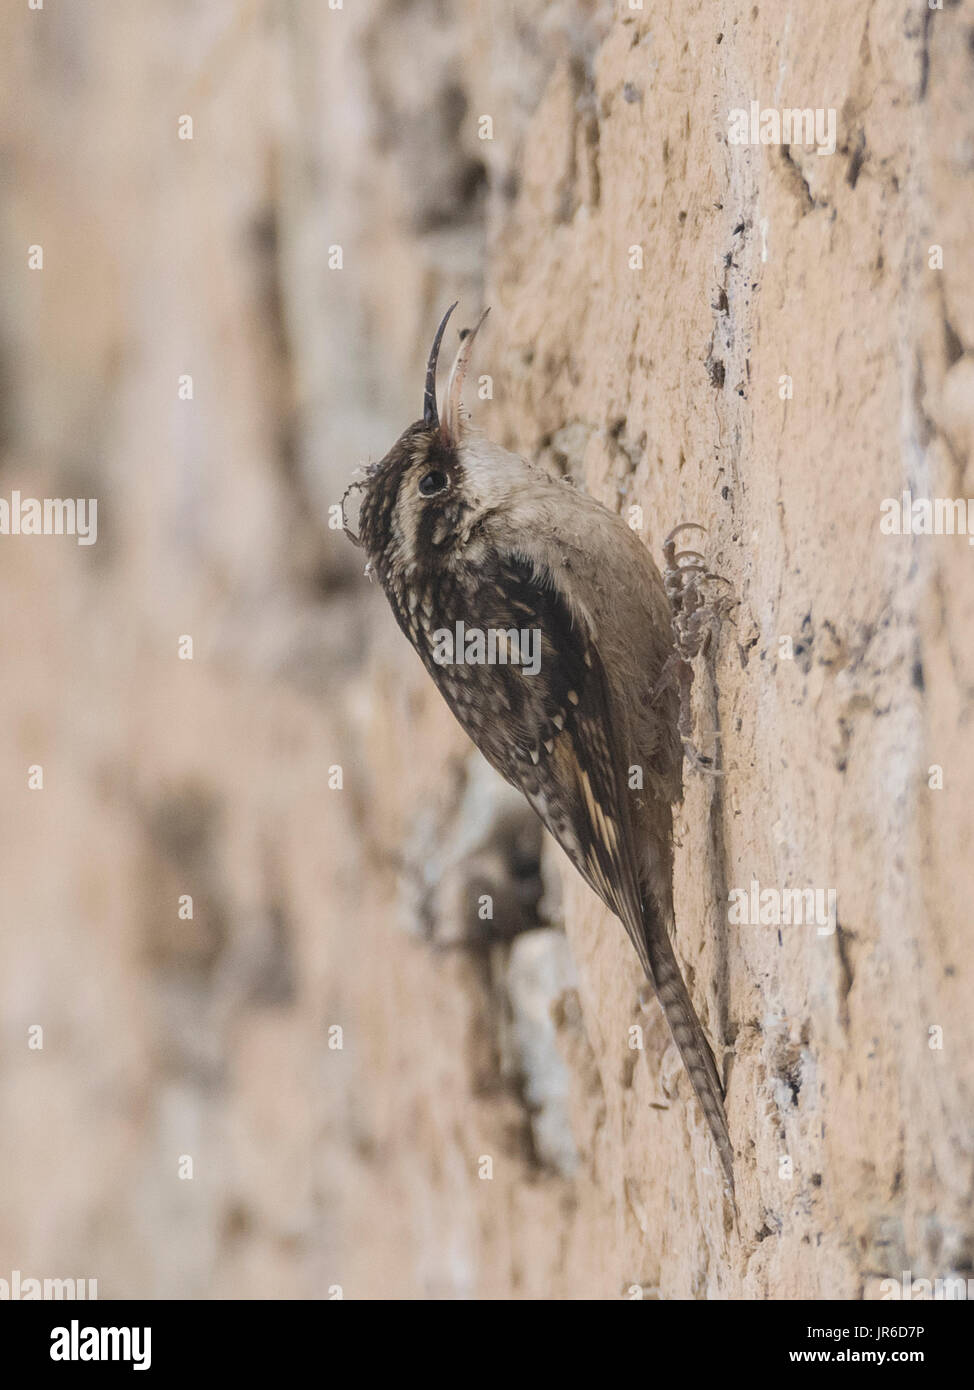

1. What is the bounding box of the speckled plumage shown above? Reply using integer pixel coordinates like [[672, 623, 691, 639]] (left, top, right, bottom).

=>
[[347, 306, 733, 1191]]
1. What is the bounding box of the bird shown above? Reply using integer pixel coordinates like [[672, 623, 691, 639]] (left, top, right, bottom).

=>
[[344, 302, 734, 1191]]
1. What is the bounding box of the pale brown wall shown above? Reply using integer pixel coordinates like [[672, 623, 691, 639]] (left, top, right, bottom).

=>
[[0, 0, 971, 1299]]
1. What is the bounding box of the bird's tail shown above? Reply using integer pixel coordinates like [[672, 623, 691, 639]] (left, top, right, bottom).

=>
[[641, 903, 735, 1194]]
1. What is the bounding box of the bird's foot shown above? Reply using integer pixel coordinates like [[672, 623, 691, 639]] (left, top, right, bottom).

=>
[[681, 733, 724, 777], [663, 522, 734, 662], [663, 524, 735, 772]]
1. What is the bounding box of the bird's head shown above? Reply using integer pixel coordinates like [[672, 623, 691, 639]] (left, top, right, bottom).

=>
[[344, 303, 496, 579]]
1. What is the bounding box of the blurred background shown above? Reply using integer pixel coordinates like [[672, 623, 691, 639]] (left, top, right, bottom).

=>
[[0, 0, 606, 1300], [2, 1, 973, 1299]]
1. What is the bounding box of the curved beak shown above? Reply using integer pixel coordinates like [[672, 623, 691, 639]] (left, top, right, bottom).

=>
[[422, 301, 459, 429]]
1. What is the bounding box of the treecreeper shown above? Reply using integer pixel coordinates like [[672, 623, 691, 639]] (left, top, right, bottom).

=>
[[344, 303, 734, 1194]]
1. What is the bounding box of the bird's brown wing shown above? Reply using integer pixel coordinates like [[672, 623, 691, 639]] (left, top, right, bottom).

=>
[[422, 547, 652, 973]]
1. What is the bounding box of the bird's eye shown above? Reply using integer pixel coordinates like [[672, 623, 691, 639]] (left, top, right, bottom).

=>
[[418, 469, 448, 497]]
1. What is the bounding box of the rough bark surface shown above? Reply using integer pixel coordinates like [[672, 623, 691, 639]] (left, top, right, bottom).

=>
[[1, 1, 972, 1299]]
